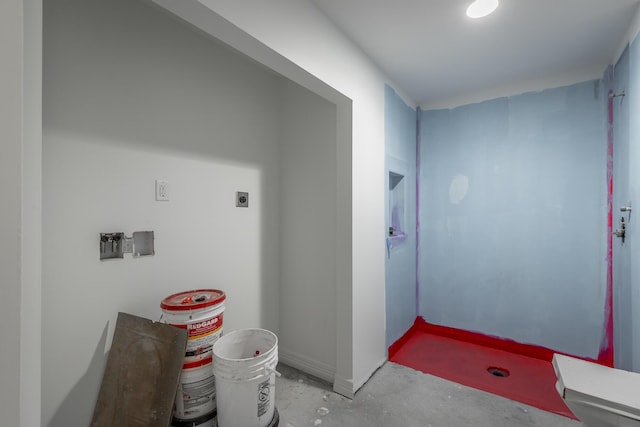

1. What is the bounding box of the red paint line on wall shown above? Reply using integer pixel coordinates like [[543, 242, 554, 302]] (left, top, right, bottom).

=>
[[415, 108, 421, 316], [598, 90, 615, 367]]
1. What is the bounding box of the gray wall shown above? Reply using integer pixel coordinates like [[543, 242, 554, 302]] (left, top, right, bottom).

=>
[[418, 81, 608, 359]]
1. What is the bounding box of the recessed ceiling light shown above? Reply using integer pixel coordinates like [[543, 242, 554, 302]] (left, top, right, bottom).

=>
[[466, 0, 499, 19]]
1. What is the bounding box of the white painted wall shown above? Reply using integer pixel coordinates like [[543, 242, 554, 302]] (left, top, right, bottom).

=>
[[152, 0, 389, 394], [43, 0, 288, 424], [21, 1, 43, 426], [0, 1, 25, 425], [278, 79, 338, 381], [44, 0, 346, 423], [1, 0, 42, 426]]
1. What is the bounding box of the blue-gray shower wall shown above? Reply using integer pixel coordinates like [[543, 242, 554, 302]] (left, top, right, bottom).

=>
[[613, 34, 640, 372], [417, 81, 608, 359], [384, 85, 418, 348]]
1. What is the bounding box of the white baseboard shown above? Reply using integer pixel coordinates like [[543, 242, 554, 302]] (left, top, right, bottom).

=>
[[278, 347, 336, 384], [352, 356, 387, 392], [332, 376, 355, 399], [277, 349, 385, 400]]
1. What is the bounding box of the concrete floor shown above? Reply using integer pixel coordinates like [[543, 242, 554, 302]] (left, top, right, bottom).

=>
[[275, 362, 583, 427]]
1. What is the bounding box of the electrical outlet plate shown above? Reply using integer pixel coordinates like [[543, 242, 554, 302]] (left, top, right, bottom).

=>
[[236, 191, 249, 207], [156, 180, 169, 201]]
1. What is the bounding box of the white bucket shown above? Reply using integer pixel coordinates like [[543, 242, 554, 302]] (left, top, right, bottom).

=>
[[213, 329, 279, 427], [161, 289, 226, 364], [174, 357, 216, 420]]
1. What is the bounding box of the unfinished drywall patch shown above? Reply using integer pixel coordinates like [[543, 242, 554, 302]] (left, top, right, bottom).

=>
[[449, 174, 469, 205]]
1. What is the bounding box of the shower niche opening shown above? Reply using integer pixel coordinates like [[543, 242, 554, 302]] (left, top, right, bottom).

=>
[[389, 171, 407, 244]]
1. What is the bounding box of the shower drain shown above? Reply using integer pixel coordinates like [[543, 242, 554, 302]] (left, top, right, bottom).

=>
[[487, 366, 510, 378]]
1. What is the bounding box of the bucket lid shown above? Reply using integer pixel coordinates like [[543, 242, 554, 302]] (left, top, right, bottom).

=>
[[161, 289, 226, 311]]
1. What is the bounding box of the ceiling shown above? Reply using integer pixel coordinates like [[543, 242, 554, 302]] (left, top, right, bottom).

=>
[[310, 0, 640, 107]]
